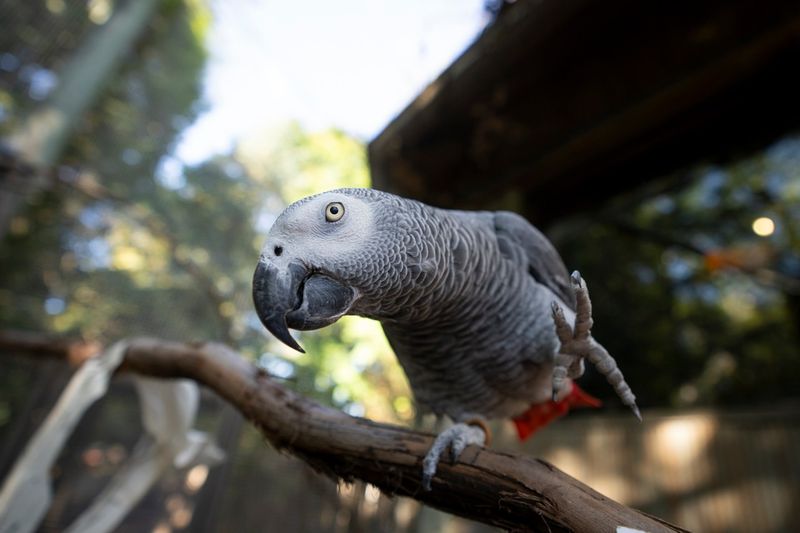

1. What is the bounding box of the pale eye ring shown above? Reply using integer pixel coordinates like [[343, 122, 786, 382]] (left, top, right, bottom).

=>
[[325, 202, 345, 222]]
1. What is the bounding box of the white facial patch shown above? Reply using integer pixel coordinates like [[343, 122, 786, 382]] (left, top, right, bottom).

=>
[[263, 191, 374, 266]]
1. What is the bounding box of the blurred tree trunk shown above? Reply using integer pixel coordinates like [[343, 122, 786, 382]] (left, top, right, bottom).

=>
[[0, 0, 161, 240]]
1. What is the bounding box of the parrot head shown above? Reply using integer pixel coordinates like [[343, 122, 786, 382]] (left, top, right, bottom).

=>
[[253, 189, 402, 352]]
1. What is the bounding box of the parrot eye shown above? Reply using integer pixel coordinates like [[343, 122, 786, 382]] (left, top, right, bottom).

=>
[[325, 202, 345, 222]]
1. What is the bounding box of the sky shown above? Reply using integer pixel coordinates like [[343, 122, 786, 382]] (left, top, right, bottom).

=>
[[175, 0, 490, 165]]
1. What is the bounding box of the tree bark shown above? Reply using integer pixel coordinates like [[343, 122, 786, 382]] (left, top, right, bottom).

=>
[[0, 331, 688, 533]]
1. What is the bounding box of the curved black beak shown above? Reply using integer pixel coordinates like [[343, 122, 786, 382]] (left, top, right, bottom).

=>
[[253, 260, 358, 353], [252, 260, 307, 352], [285, 275, 357, 330]]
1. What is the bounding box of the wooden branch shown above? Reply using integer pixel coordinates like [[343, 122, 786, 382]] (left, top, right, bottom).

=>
[[0, 331, 687, 533]]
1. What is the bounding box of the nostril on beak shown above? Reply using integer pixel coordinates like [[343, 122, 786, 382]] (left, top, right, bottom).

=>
[[274, 246, 283, 257]]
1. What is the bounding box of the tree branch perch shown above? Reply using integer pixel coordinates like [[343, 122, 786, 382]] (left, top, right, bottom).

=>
[[0, 331, 686, 533]]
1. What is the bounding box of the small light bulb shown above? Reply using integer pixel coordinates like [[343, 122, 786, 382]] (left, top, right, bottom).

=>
[[752, 216, 775, 237]]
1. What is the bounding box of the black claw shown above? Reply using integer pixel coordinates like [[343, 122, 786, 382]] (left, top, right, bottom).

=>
[[570, 270, 582, 285], [552, 389, 558, 402]]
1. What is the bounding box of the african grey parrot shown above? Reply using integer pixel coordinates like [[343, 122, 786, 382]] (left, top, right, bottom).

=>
[[252, 188, 639, 489]]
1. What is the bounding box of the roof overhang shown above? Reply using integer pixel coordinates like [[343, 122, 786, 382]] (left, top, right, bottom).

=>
[[369, 0, 800, 224]]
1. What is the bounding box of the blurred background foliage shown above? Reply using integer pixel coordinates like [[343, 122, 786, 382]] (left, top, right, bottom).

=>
[[553, 139, 800, 412], [0, 0, 798, 532], [0, 0, 411, 428]]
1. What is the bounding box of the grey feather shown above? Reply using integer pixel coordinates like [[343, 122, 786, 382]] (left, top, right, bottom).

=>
[[255, 188, 638, 424], [492, 211, 576, 311]]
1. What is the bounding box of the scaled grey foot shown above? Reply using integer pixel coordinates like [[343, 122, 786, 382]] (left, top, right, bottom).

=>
[[421, 421, 487, 491], [551, 271, 641, 420]]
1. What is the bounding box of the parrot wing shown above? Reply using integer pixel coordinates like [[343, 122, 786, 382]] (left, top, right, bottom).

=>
[[493, 211, 576, 311]]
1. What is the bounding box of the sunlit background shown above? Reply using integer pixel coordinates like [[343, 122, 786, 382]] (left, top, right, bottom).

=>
[[1, 1, 799, 532], [175, 0, 489, 163]]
